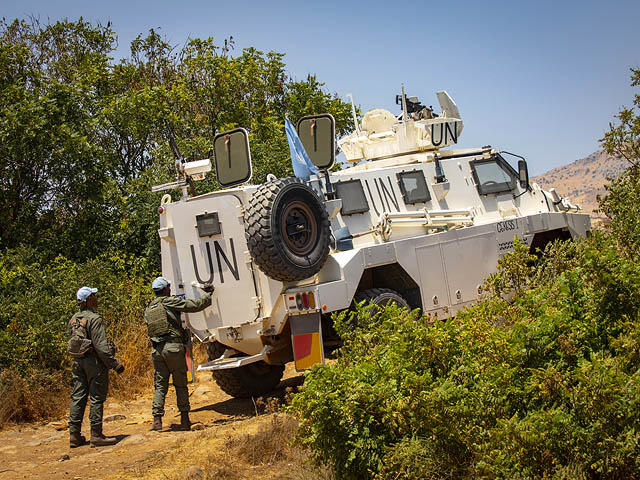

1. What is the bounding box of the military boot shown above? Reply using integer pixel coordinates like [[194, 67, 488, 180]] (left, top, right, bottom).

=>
[[90, 426, 117, 447], [179, 412, 191, 431], [69, 431, 87, 448], [150, 416, 162, 431]]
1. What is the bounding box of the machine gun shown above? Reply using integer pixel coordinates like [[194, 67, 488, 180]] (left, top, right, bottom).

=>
[[395, 93, 437, 120]]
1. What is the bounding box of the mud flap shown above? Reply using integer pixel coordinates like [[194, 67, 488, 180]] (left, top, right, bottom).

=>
[[185, 335, 195, 384], [290, 312, 325, 372]]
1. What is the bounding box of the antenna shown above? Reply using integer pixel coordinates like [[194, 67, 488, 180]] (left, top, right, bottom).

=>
[[400, 84, 408, 123], [346, 93, 361, 135]]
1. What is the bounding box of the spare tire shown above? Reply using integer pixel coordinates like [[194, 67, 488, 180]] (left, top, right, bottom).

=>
[[245, 177, 330, 282]]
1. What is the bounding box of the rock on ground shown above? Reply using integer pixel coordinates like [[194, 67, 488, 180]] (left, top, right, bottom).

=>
[[116, 434, 146, 447], [104, 414, 127, 422]]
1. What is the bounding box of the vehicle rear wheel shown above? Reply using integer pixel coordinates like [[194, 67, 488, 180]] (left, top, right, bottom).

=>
[[354, 288, 409, 318], [206, 342, 285, 398], [245, 177, 331, 282]]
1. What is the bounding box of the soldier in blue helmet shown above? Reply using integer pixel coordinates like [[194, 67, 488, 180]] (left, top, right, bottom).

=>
[[145, 277, 214, 431], [68, 286, 125, 448]]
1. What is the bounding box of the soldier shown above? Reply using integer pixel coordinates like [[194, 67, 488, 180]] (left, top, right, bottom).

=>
[[68, 286, 125, 448], [145, 277, 214, 431]]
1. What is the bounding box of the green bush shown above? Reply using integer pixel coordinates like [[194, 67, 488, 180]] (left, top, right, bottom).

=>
[[598, 165, 640, 261], [290, 236, 640, 479]]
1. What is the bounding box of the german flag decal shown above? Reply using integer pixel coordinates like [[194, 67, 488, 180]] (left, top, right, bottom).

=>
[[290, 312, 324, 372], [293, 332, 323, 371]]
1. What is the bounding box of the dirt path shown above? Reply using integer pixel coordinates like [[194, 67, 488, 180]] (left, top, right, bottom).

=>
[[0, 366, 305, 480]]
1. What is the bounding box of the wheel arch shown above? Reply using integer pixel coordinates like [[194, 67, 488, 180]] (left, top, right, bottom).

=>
[[529, 228, 572, 256], [355, 262, 423, 310]]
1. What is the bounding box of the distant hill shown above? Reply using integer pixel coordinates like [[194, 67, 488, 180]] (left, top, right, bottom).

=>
[[531, 151, 629, 217]]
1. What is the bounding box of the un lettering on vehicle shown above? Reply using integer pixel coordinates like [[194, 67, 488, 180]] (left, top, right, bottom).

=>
[[363, 176, 400, 214], [430, 121, 459, 147], [190, 238, 240, 285]]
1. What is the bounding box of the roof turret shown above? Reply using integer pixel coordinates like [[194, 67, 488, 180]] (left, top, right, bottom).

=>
[[338, 90, 464, 162]]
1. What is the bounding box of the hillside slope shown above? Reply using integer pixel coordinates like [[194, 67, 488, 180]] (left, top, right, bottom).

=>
[[532, 151, 628, 216]]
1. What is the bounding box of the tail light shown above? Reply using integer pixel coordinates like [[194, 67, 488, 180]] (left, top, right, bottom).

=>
[[287, 291, 319, 312]]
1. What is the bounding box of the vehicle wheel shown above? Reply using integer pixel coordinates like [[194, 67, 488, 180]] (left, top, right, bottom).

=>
[[354, 288, 409, 319], [206, 342, 285, 398], [245, 177, 330, 282]]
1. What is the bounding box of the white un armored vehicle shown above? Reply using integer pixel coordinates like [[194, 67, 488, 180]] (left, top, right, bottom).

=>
[[153, 88, 590, 398]]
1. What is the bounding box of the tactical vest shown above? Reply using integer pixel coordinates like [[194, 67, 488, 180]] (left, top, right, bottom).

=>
[[67, 313, 93, 357], [144, 297, 182, 339]]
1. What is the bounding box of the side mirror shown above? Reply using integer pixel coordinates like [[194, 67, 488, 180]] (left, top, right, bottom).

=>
[[213, 128, 252, 188], [518, 159, 529, 190], [297, 114, 335, 170]]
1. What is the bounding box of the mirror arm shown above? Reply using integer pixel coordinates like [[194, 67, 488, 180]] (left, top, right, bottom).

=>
[[501, 150, 531, 192], [187, 176, 197, 197], [166, 125, 185, 175], [323, 169, 336, 200]]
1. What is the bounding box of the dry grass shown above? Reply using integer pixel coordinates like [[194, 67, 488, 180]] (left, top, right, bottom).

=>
[[0, 369, 68, 427], [108, 413, 333, 480], [109, 320, 154, 399], [193, 340, 209, 365]]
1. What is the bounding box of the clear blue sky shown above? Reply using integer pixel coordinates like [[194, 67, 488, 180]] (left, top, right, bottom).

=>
[[4, 0, 639, 175]]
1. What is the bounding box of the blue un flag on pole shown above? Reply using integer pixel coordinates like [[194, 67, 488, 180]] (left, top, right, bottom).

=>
[[285, 118, 320, 181]]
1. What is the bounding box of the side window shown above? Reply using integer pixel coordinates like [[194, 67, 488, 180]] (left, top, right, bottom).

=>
[[397, 170, 431, 204], [470, 155, 518, 195], [334, 179, 369, 215]]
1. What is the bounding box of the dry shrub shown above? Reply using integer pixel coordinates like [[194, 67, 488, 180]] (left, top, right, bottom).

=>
[[109, 413, 332, 480], [198, 453, 240, 480], [230, 414, 298, 466], [0, 369, 68, 427], [109, 319, 154, 398], [192, 341, 208, 365], [211, 414, 333, 480]]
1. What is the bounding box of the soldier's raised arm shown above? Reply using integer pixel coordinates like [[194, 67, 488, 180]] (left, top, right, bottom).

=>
[[162, 291, 212, 313]]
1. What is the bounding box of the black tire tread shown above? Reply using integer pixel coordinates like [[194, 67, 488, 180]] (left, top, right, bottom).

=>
[[354, 288, 409, 310], [207, 342, 284, 398]]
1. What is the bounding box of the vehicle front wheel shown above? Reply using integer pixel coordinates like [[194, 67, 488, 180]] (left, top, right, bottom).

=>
[[206, 342, 285, 398]]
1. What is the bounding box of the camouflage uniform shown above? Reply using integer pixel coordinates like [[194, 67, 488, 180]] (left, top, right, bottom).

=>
[[148, 294, 212, 417], [68, 307, 119, 434]]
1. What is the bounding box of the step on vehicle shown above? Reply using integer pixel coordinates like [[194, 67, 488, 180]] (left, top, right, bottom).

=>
[[152, 87, 590, 398]]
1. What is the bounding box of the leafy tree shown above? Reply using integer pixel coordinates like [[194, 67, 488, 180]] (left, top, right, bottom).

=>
[[0, 18, 116, 260], [0, 19, 354, 268], [601, 67, 640, 166], [599, 67, 640, 260], [98, 31, 353, 267]]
